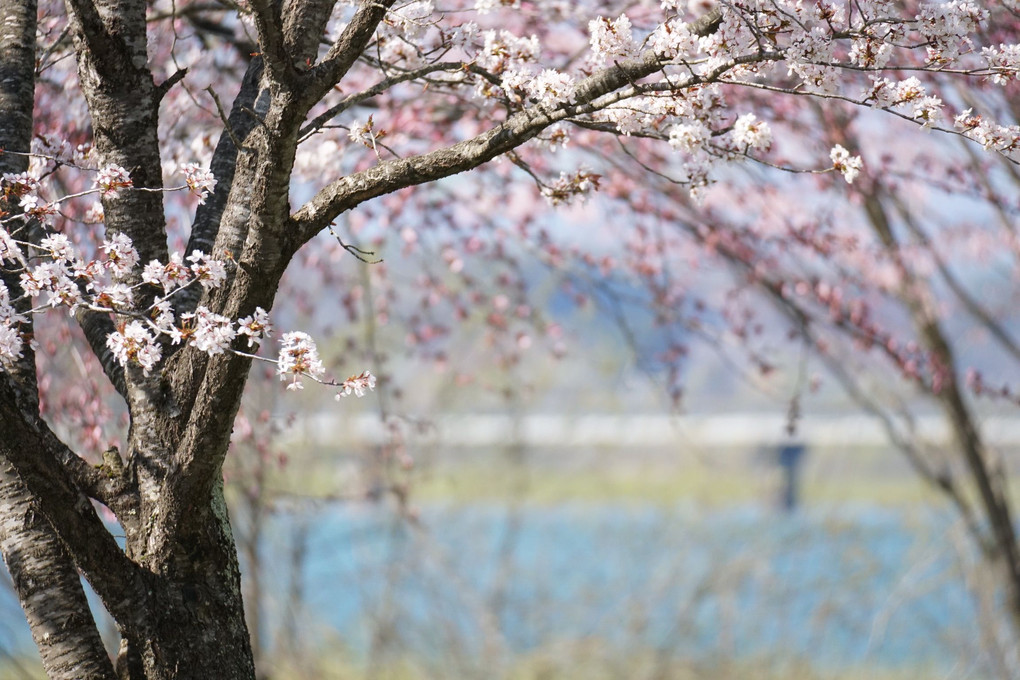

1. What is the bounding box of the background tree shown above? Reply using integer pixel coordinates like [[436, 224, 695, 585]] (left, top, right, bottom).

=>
[[0, 0, 1019, 678]]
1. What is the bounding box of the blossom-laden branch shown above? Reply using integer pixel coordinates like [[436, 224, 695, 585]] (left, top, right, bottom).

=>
[[1, 189, 374, 400], [286, 1, 1020, 243]]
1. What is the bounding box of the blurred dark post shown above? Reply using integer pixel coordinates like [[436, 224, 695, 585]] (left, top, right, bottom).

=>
[[777, 444, 806, 511]]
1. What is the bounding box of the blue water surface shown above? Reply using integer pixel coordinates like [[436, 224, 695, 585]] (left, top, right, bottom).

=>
[[0, 502, 988, 674], [246, 502, 982, 672]]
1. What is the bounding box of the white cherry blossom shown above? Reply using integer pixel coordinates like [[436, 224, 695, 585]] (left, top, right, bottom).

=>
[[830, 144, 863, 184], [276, 331, 325, 390], [106, 320, 162, 375]]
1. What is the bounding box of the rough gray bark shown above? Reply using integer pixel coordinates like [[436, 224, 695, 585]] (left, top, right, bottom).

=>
[[0, 462, 117, 680]]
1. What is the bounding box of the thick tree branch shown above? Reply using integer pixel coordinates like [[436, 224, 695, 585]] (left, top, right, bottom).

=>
[[0, 3, 118, 676], [43, 427, 139, 532], [0, 462, 118, 680], [301, 0, 396, 106], [248, 0, 298, 84], [64, 0, 169, 271], [0, 377, 145, 629], [0, 0, 41, 415], [282, 0, 336, 68], [60, 0, 126, 74]]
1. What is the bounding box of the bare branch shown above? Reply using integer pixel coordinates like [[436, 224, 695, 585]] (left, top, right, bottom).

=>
[[155, 67, 188, 103], [298, 61, 493, 140], [888, 194, 1020, 366]]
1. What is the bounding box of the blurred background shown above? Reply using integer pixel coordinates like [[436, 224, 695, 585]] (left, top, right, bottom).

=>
[[7, 258, 1017, 680]]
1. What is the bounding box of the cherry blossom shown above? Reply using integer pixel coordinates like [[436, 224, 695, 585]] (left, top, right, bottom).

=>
[[0, 280, 24, 366], [830, 145, 863, 184], [20, 261, 80, 308], [0, 229, 23, 264], [588, 14, 637, 63], [186, 250, 227, 289], [100, 233, 140, 277], [94, 164, 132, 199], [238, 308, 272, 348], [38, 234, 75, 262], [181, 163, 217, 204], [143, 253, 193, 293], [5, 0, 1020, 673], [106, 320, 162, 375], [91, 282, 134, 310], [336, 370, 377, 399], [276, 331, 326, 390], [178, 307, 237, 356], [732, 113, 772, 151]]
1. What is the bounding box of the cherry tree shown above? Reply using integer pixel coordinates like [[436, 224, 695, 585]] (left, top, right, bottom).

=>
[[1, 0, 1019, 677]]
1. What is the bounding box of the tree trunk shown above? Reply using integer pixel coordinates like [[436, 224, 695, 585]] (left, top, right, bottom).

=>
[[116, 483, 255, 680], [0, 462, 118, 680]]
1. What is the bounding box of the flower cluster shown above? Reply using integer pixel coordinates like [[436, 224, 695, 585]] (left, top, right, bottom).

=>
[[953, 109, 1020, 156], [186, 250, 227, 289], [173, 307, 236, 355], [143, 253, 194, 292], [100, 233, 139, 277], [238, 307, 271, 347], [106, 321, 162, 375], [477, 29, 539, 74], [181, 163, 216, 204], [2, 172, 37, 203], [830, 145, 863, 184], [588, 14, 637, 64], [39, 234, 75, 262], [0, 224, 369, 399], [95, 164, 133, 199], [669, 120, 712, 154], [277, 331, 325, 390], [541, 169, 601, 205], [731, 113, 772, 151], [0, 281, 26, 366], [336, 370, 377, 399], [982, 43, 1020, 85], [19, 260, 80, 308], [474, 0, 519, 14], [915, 1, 986, 65], [527, 69, 575, 107]]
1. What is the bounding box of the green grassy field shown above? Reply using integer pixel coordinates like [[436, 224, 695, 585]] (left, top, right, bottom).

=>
[[0, 655, 964, 680], [269, 443, 956, 508]]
